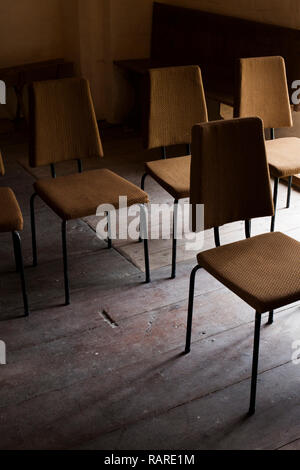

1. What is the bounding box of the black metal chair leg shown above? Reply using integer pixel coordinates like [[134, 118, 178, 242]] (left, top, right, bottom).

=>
[[286, 176, 292, 209], [245, 220, 251, 239], [144, 238, 151, 284], [77, 159, 83, 174], [268, 310, 274, 325], [141, 173, 147, 192], [171, 200, 179, 279], [12, 231, 29, 317], [50, 163, 56, 179], [271, 178, 279, 232], [62, 220, 70, 306], [30, 193, 38, 267], [12, 232, 20, 272], [139, 174, 148, 243], [140, 205, 151, 283], [270, 128, 275, 140], [214, 227, 221, 247], [248, 311, 262, 416], [185, 265, 202, 354], [106, 212, 112, 249]]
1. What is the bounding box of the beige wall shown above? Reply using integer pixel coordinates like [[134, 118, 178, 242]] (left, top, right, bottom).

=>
[[0, 0, 64, 67], [77, 0, 107, 117], [1, 0, 300, 121], [0, 0, 106, 118]]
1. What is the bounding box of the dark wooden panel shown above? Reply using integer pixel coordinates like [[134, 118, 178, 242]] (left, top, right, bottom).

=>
[[151, 2, 300, 97], [0, 59, 75, 123], [116, 3, 300, 110], [0, 59, 75, 87]]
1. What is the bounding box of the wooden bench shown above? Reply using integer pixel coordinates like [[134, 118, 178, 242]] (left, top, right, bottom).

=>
[[0, 59, 74, 123], [115, 2, 300, 122]]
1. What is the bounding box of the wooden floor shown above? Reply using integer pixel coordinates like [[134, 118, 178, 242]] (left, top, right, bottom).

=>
[[0, 124, 300, 450]]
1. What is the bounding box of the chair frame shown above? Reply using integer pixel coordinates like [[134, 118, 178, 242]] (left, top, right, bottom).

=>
[[236, 57, 296, 232], [185, 224, 275, 416], [30, 160, 151, 306], [142, 143, 253, 279], [270, 128, 293, 232], [1, 152, 29, 317], [183, 115, 282, 415], [141, 144, 191, 279], [141, 65, 209, 279], [185, 237, 275, 416], [11, 231, 29, 317]]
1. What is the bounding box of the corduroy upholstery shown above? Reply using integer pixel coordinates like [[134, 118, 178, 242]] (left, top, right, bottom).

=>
[[0, 151, 5, 176], [29, 77, 151, 302], [235, 56, 293, 129], [190, 118, 274, 231], [265, 137, 300, 178], [191, 118, 300, 312], [235, 56, 300, 180], [187, 117, 300, 415], [34, 169, 149, 221], [29, 78, 103, 167], [142, 65, 209, 279], [0, 187, 23, 232], [145, 155, 191, 200], [144, 66, 208, 203], [146, 66, 208, 149], [29, 76, 149, 219], [198, 232, 300, 314]]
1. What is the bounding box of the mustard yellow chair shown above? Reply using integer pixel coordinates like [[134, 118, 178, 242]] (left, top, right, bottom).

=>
[[29, 78, 150, 305], [0, 151, 29, 316], [141, 66, 208, 279], [235, 56, 300, 232], [185, 117, 300, 415]]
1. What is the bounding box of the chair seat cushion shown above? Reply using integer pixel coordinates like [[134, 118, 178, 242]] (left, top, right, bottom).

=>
[[266, 137, 300, 177], [34, 169, 149, 220], [0, 187, 23, 232], [145, 155, 190, 200], [197, 232, 300, 314]]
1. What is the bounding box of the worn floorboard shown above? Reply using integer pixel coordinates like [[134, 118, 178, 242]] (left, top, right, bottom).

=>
[[0, 125, 300, 450]]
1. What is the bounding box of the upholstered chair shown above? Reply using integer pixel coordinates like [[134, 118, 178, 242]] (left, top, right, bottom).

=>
[[185, 117, 300, 415], [28, 78, 150, 306], [141, 66, 208, 279], [0, 151, 29, 316], [235, 56, 300, 231]]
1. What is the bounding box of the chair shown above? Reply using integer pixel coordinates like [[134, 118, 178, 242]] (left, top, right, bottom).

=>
[[141, 66, 208, 279], [0, 151, 29, 316], [235, 56, 300, 232], [185, 117, 300, 415], [29, 78, 150, 306]]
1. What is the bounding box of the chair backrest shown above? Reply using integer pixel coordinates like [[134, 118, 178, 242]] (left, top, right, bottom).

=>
[[235, 56, 293, 129], [0, 151, 5, 176], [145, 65, 208, 149], [190, 117, 274, 231], [29, 77, 104, 168]]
